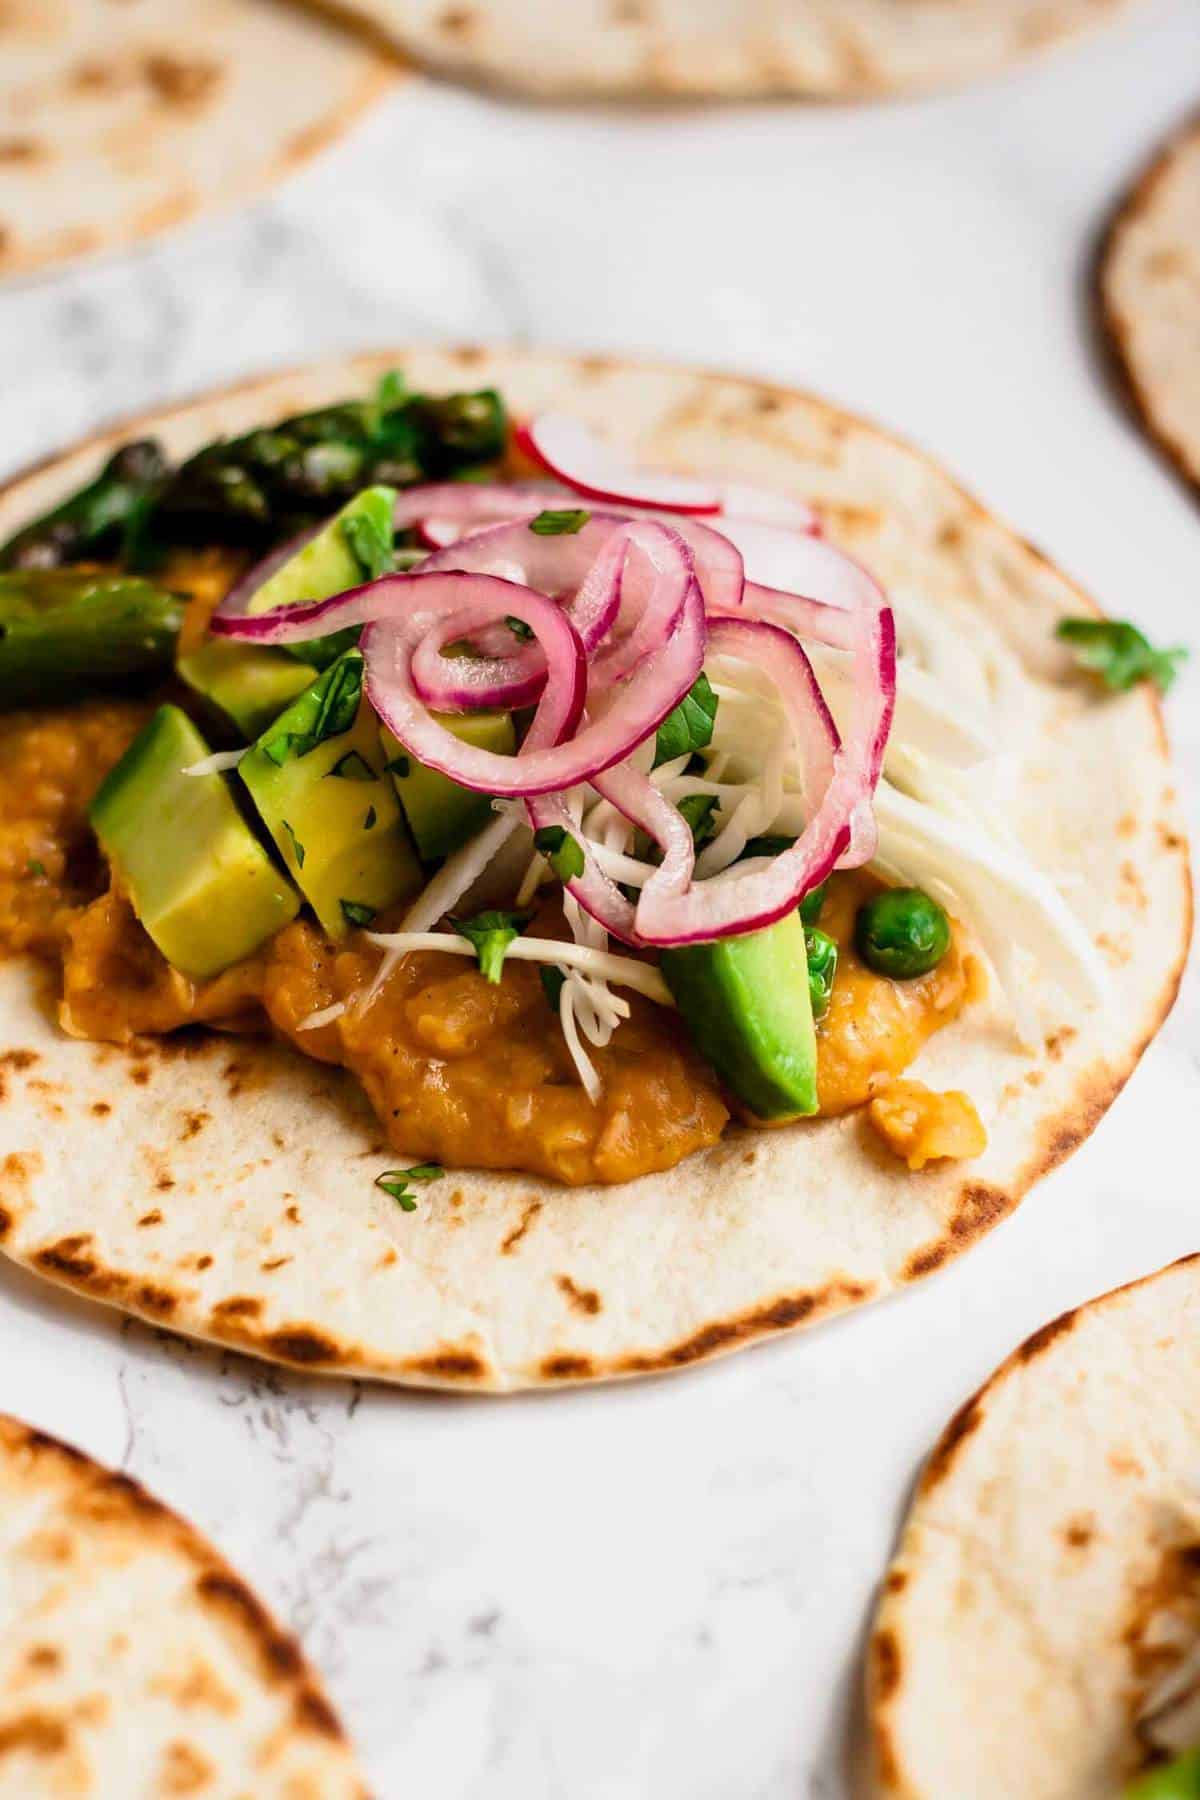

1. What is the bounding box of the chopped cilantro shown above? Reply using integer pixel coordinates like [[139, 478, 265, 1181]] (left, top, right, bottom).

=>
[[384, 752, 411, 778], [341, 506, 394, 580], [1056, 618, 1186, 694], [805, 926, 838, 1019], [505, 614, 535, 643], [676, 792, 720, 851], [25, 859, 46, 877], [528, 508, 590, 536], [740, 834, 795, 862], [327, 749, 377, 781], [374, 1161, 442, 1212], [281, 820, 306, 869], [533, 824, 585, 883], [451, 907, 532, 983], [363, 804, 377, 831], [540, 965, 567, 1011], [262, 652, 362, 764], [653, 672, 718, 769], [340, 899, 376, 929]]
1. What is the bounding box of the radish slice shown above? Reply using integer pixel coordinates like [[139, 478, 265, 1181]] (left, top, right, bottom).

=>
[[714, 485, 821, 533], [518, 414, 722, 515]]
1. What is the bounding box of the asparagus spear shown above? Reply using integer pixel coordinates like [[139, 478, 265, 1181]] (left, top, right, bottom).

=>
[[0, 571, 184, 707], [0, 441, 167, 572]]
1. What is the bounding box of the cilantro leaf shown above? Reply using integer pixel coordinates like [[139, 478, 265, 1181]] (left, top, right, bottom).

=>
[[451, 907, 532, 983], [676, 792, 720, 851], [1056, 618, 1186, 695], [326, 749, 376, 781], [540, 965, 566, 1011], [805, 926, 838, 1019], [341, 506, 394, 581], [261, 652, 362, 764], [505, 614, 535, 643], [363, 804, 377, 831], [533, 824, 585, 883], [340, 899, 376, 929], [528, 508, 590, 536], [384, 752, 411, 778], [281, 820, 306, 869], [653, 672, 718, 769], [25, 859, 46, 877], [374, 1161, 442, 1213]]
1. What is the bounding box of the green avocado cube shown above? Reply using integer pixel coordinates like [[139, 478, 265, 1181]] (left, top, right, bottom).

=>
[[382, 712, 515, 862], [660, 910, 818, 1119], [88, 705, 300, 979], [238, 651, 422, 940], [178, 638, 314, 741], [245, 484, 396, 623]]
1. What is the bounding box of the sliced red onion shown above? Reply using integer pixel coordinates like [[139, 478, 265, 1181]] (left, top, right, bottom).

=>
[[518, 414, 722, 515], [392, 480, 569, 548], [634, 617, 855, 945]]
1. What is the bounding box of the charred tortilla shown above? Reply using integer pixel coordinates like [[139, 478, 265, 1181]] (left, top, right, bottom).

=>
[[328, 0, 1141, 101], [0, 348, 1189, 1390], [867, 1254, 1200, 1798], [0, 0, 393, 282], [1102, 111, 1200, 496], [0, 1412, 364, 1797]]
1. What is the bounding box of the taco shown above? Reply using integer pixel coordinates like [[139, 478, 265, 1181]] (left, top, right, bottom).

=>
[[866, 1254, 1200, 1799], [0, 348, 1189, 1389], [324, 0, 1141, 100], [0, 0, 392, 282], [1102, 111, 1200, 496], [0, 1412, 364, 1796]]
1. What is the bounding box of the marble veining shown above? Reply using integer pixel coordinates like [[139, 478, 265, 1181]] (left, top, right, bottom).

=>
[[0, 3, 1198, 1792]]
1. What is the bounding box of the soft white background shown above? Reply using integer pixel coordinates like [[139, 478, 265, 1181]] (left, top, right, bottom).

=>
[[1, 5, 1198, 1793]]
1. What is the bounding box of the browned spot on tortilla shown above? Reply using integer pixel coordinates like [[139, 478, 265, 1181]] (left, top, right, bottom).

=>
[[903, 1240, 948, 1280], [920, 1395, 984, 1494], [541, 1353, 593, 1380], [0, 1150, 41, 1198], [131, 1065, 150, 1086], [159, 1739, 214, 1793], [1017, 1309, 1077, 1362], [141, 53, 221, 109], [180, 1110, 209, 1140], [156, 1174, 175, 1193], [1158, 821, 1185, 853], [438, 5, 474, 33], [1063, 1515, 1095, 1549], [136, 1283, 176, 1317], [293, 1687, 342, 1737], [90, 1101, 111, 1118], [0, 137, 42, 164], [24, 1646, 60, 1675], [194, 1255, 212, 1272], [885, 1569, 908, 1595], [283, 118, 343, 168], [284, 1204, 301, 1224], [0, 1050, 37, 1073], [610, 1278, 874, 1375], [949, 1183, 1009, 1244], [1117, 812, 1138, 838], [194, 1571, 303, 1680], [35, 1234, 95, 1281], [0, 1711, 68, 1756], [872, 1629, 902, 1702], [557, 1274, 602, 1316], [1045, 1025, 1078, 1061], [264, 1327, 339, 1366], [501, 1199, 542, 1255], [407, 1348, 486, 1380], [137, 1209, 162, 1228], [260, 1256, 291, 1273], [1097, 929, 1132, 966], [1110, 1448, 1146, 1479], [377, 1248, 398, 1268], [1025, 1069, 1044, 1087], [211, 1296, 262, 1321]]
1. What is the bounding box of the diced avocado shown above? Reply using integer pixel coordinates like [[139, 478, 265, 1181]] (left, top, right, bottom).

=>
[[88, 705, 300, 979], [382, 712, 516, 862], [660, 910, 818, 1119], [238, 650, 421, 940], [178, 638, 314, 740], [245, 484, 396, 621]]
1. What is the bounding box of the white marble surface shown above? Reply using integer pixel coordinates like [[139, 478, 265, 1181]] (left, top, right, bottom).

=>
[[2, 6, 1200, 1795]]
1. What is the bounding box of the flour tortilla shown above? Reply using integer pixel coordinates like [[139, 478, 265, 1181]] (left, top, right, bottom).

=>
[[0, 1412, 364, 1797], [0, 1, 393, 283], [0, 348, 1190, 1391], [867, 1254, 1200, 1797], [326, 0, 1141, 100], [1102, 112, 1200, 495]]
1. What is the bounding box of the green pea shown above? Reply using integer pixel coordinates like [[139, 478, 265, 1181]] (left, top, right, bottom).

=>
[[805, 926, 838, 1019], [799, 880, 827, 927], [855, 887, 949, 980], [1124, 1752, 1200, 1799]]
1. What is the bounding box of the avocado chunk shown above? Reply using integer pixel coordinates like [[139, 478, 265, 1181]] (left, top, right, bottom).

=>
[[382, 712, 516, 862], [89, 705, 300, 979], [238, 650, 421, 940], [178, 637, 314, 741], [660, 910, 818, 1119], [246, 484, 396, 670]]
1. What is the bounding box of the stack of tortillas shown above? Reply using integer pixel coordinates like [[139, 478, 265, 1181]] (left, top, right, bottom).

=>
[[0, 1413, 366, 1796], [0, 0, 394, 282], [1103, 113, 1200, 494], [330, 0, 1142, 100], [867, 1255, 1200, 1797]]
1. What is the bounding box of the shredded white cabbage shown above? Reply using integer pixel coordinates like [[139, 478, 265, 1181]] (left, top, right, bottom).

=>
[[363, 929, 674, 1007], [182, 749, 247, 777]]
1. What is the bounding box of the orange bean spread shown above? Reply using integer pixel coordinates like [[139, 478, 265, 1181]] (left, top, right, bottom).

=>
[[0, 559, 986, 1185]]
